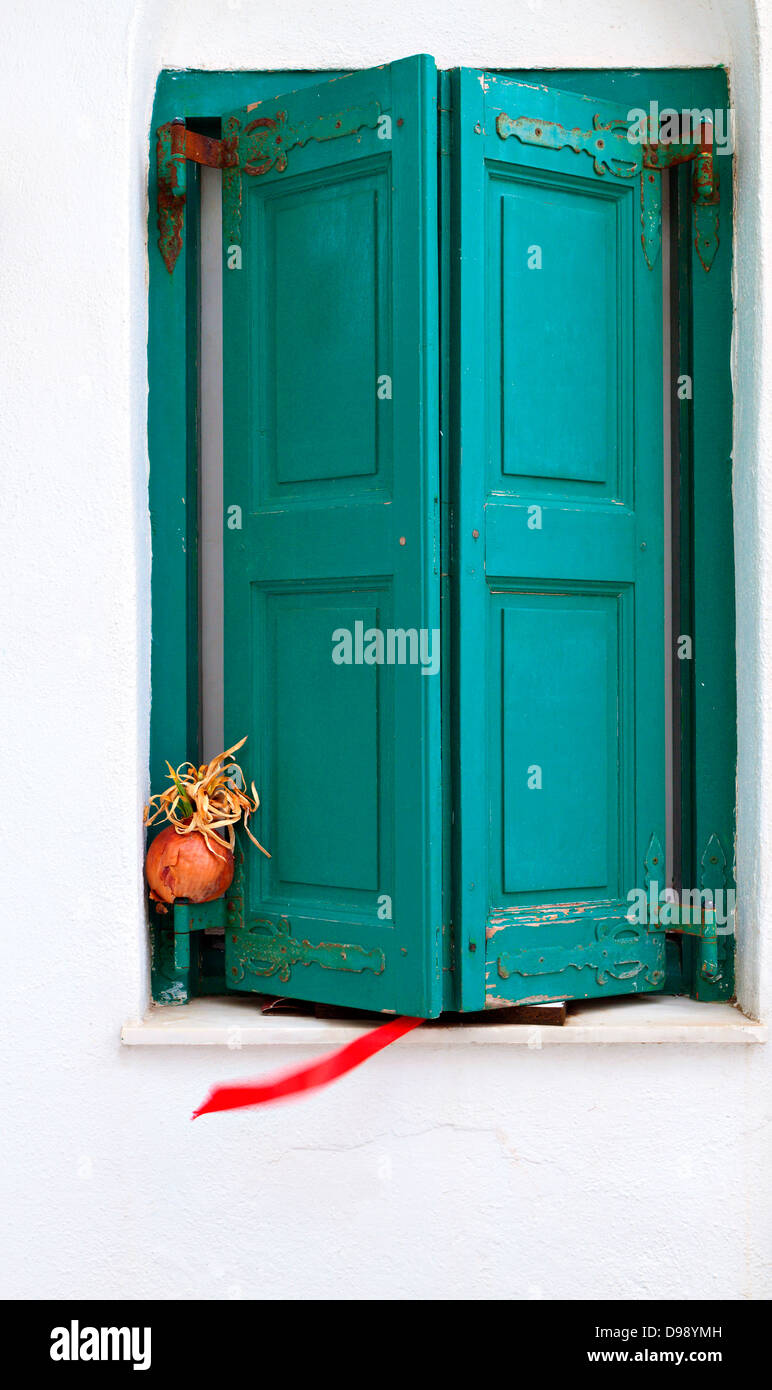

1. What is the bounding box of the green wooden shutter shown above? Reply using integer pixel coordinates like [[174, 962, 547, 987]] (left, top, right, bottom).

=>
[[222, 56, 443, 1016], [452, 71, 667, 1009]]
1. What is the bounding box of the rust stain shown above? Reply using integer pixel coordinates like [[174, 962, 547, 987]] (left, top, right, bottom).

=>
[[184, 128, 234, 168], [157, 122, 236, 273], [156, 121, 186, 275]]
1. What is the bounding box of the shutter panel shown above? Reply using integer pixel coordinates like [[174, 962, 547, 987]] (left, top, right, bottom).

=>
[[222, 57, 443, 1016], [453, 71, 667, 1008]]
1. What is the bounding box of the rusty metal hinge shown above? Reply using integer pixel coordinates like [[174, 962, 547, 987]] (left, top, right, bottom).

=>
[[642, 831, 727, 983], [495, 110, 720, 272], [220, 101, 383, 252], [641, 123, 720, 271], [495, 111, 639, 178], [156, 120, 236, 274], [157, 102, 382, 274]]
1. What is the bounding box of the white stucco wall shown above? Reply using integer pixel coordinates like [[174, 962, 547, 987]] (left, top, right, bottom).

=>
[[2, 0, 771, 1300]]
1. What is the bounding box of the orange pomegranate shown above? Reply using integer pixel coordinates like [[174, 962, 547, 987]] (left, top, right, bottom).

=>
[[145, 825, 234, 910]]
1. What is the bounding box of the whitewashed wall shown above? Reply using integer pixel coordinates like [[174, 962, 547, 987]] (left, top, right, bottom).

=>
[[1, 0, 770, 1300]]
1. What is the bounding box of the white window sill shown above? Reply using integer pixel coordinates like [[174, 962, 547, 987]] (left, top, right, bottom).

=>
[[121, 994, 766, 1047]]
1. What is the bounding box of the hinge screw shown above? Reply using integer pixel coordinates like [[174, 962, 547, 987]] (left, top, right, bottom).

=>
[[472, 529, 479, 540]]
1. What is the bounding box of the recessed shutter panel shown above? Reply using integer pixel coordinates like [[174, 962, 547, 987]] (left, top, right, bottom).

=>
[[222, 57, 443, 1016], [453, 71, 667, 1008]]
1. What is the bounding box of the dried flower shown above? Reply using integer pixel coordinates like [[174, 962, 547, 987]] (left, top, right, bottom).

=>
[[144, 736, 270, 861]]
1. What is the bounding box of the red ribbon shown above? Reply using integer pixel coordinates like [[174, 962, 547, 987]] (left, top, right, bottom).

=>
[[192, 1015, 423, 1117]]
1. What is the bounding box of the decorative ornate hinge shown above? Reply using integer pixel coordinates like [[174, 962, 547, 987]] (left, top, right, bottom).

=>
[[494, 920, 665, 991], [240, 101, 381, 177], [487, 902, 665, 997], [643, 831, 665, 887], [221, 101, 382, 251], [158, 103, 383, 272], [642, 831, 724, 982], [495, 110, 720, 272], [229, 917, 386, 986], [495, 111, 640, 178]]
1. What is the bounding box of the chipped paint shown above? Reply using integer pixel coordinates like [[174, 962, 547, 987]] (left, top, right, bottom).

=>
[[487, 900, 636, 937], [640, 168, 662, 270], [229, 916, 386, 986], [642, 129, 719, 271], [484, 901, 666, 1006], [496, 110, 641, 179]]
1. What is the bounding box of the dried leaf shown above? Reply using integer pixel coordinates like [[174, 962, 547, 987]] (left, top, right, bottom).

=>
[[144, 736, 271, 859]]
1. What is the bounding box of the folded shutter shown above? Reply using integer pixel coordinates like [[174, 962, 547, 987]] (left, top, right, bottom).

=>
[[453, 71, 667, 1008], [222, 56, 443, 1016]]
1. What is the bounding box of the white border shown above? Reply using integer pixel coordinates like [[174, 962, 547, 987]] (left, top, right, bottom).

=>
[[122, 994, 766, 1046]]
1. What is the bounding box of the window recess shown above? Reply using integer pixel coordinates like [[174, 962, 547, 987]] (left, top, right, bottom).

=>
[[147, 61, 736, 1017]]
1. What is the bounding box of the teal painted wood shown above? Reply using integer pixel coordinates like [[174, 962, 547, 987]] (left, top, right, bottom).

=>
[[221, 57, 443, 1016], [147, 128, 201, 999], [148, 143, 199, 793], [149, 72, 350, 776], [148, 67, 735, 1010], [150, 900, 229, 1005], [688, 129, 735, 1001], [148, 72, 352, 796], [453, 71, 667, 1008], [148, 73, 350, 1004], [669, 162, 695, 997], [498, 70, 737, 1001], [438, 69, 456, 1009]]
